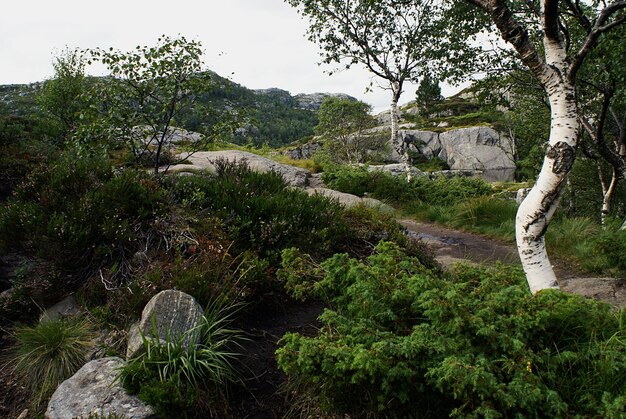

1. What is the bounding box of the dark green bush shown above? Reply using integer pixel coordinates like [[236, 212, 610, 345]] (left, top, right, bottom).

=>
[[169, 161, 347, 259], [277, 242, 626, 417], [0, 152, 165, 276]]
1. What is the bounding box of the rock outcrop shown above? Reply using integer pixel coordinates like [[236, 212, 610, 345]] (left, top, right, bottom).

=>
[[294, 92, 357, 110], [126, 290, 204, 359], [168, 150, 310, 187], [46, 357, 154, 419], [283, 142, 322, 160], [305, 187, 392, 212]]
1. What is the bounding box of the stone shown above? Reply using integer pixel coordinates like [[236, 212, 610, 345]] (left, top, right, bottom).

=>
[[366, 164, 427, 178], [168, 150, 310, 187], [398, 130, 442, 160], [45, 357, 154, 419], [293, 92, 357, 110], [283, 141, 322, 160], [134, 126, 204, 145], [305, 187, 392, 212], [40, 295, 81, 322], [439, 127, 516, 181], [126, 290, 204, 359]]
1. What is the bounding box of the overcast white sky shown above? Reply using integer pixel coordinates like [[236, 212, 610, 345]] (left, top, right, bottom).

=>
[[1, 0, 466, 113]]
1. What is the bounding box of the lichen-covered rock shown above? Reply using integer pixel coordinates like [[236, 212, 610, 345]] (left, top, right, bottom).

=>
[[168, 150, 310, 187], [126, 290, 204, 359], [439, 127, 516, 176], [283, 142, 322, 160], [45, 357, 154, 419], [305, 187, 392, 212], [366, 163, 427, 178], [400, 130, 442, 160]]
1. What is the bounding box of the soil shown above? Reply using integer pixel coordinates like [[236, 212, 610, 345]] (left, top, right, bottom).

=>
[[399, 219, 626, 308], [228, 300, 324, 418]]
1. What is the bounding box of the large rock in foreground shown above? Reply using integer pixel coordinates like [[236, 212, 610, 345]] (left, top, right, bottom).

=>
[[46, 357, 154, 419], [169, 150, 310, 187], [126, 290, 204, 359]]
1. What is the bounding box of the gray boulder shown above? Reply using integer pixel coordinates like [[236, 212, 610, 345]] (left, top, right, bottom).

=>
[[439, 127, 516, 181], [134, 126, 204, 145], [40, 295, 81, 322], [400, 130, 442, 160], [366, 164, 427, 178], [126, 290, 204, 359], [168, 150, 310, 187], [284, 142, 322, 160], [305, 187, 393, 212], [45, 357, 154, 419]]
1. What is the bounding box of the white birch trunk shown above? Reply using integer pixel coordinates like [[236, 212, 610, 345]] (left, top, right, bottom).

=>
[[516, 38, 578, 293], [390, 85, 412, 181]]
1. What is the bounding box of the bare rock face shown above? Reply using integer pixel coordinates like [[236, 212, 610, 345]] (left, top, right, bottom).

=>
[[400, 130, 442, 160], [305, 187, 393, 213], [45, 357, 154, 419], [126, 290, 204, 359], [168, 150, 310, 187], [439, 127, 516, 171]]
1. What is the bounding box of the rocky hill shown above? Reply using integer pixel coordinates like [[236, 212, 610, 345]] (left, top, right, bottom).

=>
[[0, 71, 355, 148]]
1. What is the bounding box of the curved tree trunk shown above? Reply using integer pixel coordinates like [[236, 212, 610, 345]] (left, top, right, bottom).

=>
[[516, 77, 578, 293], [390, 83, 412, 180]]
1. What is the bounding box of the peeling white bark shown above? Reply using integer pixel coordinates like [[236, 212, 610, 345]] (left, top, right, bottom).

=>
[[516, 55, 579, 293]]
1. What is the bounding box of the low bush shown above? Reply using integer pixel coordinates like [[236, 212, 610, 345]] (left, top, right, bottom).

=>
[[6, 318, 95, 411], [277, 242, 626, 417], [322, 165, 493, 206], [169, 161, 347, 259], [120, 302, 243, 417]]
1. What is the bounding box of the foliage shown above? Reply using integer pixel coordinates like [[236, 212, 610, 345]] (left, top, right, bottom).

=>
[[120, 302, 243, 417], [7, 318, 95, 410], [322, 165, 492, 206], [38, 48, 92, 142], [313, 97, 379, 164], [84, 36, 236, 172], [0, 152, 165, 280], [168, 161, 347, 259], [277, 242, 626, 417], [415, 72, 443, 112]]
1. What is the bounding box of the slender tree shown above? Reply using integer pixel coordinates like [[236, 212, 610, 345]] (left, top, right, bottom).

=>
[[458, 0, 626, 293], [286, 0, 459, 174]]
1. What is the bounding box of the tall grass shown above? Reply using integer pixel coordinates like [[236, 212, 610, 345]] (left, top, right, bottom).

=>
[[7, 318, 95, 410]]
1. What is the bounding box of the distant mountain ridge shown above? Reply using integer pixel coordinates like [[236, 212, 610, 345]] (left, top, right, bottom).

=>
[[0, 71, 356, 148]]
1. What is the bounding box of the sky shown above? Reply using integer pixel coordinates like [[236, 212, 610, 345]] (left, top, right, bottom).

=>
[[0, 0, 467, 113]]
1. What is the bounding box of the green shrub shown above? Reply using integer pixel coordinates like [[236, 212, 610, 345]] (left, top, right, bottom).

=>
[[7, 318, 95, 410], [169, 162, 347, 259], [322, 165, 492, 206], [120, 302, 243, 417], [277, 242, 626, 417]]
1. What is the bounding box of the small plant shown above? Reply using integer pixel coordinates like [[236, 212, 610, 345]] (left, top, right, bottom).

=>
[[120, 301, 244, 417], [7, 317, 95, 410]]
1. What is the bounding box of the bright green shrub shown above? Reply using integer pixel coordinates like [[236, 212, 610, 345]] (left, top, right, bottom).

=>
[[277, 242, 626, 417], [322, 165, 492, 206]]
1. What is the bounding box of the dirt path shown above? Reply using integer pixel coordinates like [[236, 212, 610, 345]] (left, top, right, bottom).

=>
[[400, 219, 626, 308]]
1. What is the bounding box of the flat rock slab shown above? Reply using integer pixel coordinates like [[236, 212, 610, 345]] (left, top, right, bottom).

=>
[[46, 357, 154, 419], [305, 187, 392, 212], [126, 290, 204, 359], [169, 150, 310, 187]]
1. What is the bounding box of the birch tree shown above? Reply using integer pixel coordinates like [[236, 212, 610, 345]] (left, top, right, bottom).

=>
[[286, 0, 460, 173], [459, 0, 626, 293]]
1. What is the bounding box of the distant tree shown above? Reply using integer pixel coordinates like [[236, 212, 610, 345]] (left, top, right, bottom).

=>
[[39, 49, 91, 141], [88, 35, 233, 173], [415, 72, 443, 113], [286, 0, 468, 176], [314, 97, 378, 164]]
